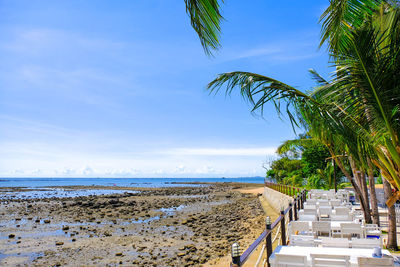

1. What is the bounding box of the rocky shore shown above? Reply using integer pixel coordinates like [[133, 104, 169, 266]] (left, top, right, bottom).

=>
[[0, 183, 265, 266]]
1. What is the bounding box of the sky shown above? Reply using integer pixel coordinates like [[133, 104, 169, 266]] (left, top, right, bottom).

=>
[[0, 0, 331, 178]]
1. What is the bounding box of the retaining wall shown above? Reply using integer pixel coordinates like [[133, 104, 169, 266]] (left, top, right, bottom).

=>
[[263, 187, 293, 213]]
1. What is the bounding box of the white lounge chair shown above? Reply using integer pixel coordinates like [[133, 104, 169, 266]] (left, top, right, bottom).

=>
[[351, 238, 382, 248], [311, 254, 350, 267], [357, 257, 394, 267], [320, 237, 350, 248], [275, 254, 308, 267]]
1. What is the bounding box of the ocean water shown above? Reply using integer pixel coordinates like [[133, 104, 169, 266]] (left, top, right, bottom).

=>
[[0, 177, 265, 188]]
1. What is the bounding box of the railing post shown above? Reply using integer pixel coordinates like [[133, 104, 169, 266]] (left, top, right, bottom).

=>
[[280, 208, 286, 246], [266, 217, 272, 267], [300, 192, 304, 210], [293, 197, 298, 220], [288, 203, 293, 222], [297, 194, 301, 211]]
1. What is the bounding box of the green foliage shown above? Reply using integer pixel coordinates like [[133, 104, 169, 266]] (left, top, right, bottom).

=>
[[301, 143, 331, 177], [376, 174, 383, 184]]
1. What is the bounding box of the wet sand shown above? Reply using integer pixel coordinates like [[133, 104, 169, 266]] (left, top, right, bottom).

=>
[[0, 183, 266, 266]]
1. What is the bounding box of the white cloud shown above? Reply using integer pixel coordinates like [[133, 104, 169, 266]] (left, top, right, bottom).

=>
[[166, 147, 276, 156]]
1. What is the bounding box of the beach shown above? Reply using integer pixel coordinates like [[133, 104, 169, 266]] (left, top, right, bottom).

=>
[[0, 183, 266, 266]]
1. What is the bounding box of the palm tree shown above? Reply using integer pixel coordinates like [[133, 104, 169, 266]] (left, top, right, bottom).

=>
[[185, 0, 399, 247]]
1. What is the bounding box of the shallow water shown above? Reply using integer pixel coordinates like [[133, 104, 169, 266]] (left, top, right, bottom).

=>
[[0, 188, 139, 200]]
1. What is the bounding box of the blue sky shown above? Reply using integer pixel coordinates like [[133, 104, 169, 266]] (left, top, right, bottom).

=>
[[0, 0, 331, 178]]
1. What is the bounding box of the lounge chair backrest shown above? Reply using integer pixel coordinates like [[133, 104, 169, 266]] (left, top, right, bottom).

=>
[[357, 257, 394, 267], [303, 208, 318, 215], [289, 235, 316, 247], [304, 204, 317, 210], [289, 221, 311, 235], [331, 214, 352, 221], [306, 199, 317, 205], [351, 238, 381, 248], [319, 207, 332, 215], [312, 221, 331, 236], [276, 254, 308, 266], [335, 207, 351, 215], [320, 237, 350, 248], [311, 254, 350, 267], [330, 199, 342, 207], [341, 223, 363, 238], [298, 214, 317, 222]]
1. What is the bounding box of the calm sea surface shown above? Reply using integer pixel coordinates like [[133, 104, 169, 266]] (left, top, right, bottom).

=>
[[0, 177, 265, 188]]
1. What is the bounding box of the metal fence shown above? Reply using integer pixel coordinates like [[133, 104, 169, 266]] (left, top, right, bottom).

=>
[[230, 182, 307, 267]]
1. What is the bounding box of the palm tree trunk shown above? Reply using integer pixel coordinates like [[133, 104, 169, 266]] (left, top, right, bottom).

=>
[[367, 158, 380, 226], [348, 156, 372, 223], [335, 156, 372, 223], [383, 178, 398, 250]]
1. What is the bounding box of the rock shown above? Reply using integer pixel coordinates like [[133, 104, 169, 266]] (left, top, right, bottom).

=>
[[8, 234, 15, 238], [62, 226, 69, 231], [44, 219, 51, 224], [55, 241, 64, 246], [115, 252, 123, 256]]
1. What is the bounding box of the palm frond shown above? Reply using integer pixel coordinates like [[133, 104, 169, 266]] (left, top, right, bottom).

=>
[[185, 0, 223, 56], [319, 0, 380, 53], [207, 71, 320, 129]]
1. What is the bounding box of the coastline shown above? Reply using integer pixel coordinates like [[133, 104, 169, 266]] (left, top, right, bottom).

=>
[[0, 182, 269, 266]]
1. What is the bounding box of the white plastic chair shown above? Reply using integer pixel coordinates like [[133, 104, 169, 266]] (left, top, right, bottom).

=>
[[303, 208, 318, 215], [298, 214, 317, 222], [319, 207, 332, 216], [311, 254, 350, 267], [330, 199, 342, 207], [320, 237, 350, 248], [312, 221, 331, 237], [351, 238, 382, 248], [364, 224, 381, 238], [341, 223, 363, 238], [289, 221, 312, 236], [331, 214, 352, 221], [306, 199, 317, 205], [357, 257, 394, 267], [289, 235, 316, 247], [335, 207, 351, 215], [304, 204, 317, 210], [275, 254, 308, 267]]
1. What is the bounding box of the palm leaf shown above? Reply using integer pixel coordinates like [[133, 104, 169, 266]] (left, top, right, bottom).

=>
[[185, 0, 223, 56]]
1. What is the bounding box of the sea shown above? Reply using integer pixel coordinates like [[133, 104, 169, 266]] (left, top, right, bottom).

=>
[[0, 177, 265, 188], [0, 177, 265, 200]]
